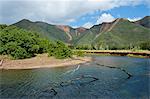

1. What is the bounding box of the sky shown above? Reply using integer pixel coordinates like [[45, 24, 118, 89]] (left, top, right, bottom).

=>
[[0, 0, 150, 28]]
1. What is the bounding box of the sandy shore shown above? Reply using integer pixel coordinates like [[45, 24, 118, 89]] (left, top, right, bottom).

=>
[[0, 54, 92, 70]]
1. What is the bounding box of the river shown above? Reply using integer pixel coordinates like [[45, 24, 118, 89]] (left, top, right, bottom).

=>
[[0, 56, 150, 99]]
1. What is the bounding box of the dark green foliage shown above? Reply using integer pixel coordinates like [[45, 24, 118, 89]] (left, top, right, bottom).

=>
[[73, 50, 85, 57], [0, 25, 73, 59], [75, 45, 92, 50], [38, 39, 51, 53], [139, 41, 150, 50], [0, 26, 44, 59], [48, 41, 72, 59], [0, 24, 7, 29]]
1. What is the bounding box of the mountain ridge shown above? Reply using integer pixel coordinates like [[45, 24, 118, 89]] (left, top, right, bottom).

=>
[[10, 16, 150, 49]]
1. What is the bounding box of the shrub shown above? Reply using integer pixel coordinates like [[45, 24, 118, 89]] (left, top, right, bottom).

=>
[[48, 41, 72, 59], [11, 47, 29, 59], [139, 41, 150, 50], [73, 50, 85, 57], [0, 26, 73, 59], [0, 26, 50, 59]]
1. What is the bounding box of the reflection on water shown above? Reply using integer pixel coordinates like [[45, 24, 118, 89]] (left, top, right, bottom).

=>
[[0, 56, 150, 99]]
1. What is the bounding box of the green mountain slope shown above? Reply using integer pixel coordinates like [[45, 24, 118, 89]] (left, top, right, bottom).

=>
[[10, 16, 150, 50], [92, 18, 150, 49], [13, 19, 89, 44], [12, 19, 70, 42]]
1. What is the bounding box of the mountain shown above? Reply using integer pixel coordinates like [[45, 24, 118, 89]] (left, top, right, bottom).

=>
[[11, 16, 150, 49], [75, 18, 150, 49], [56, 25, 87, 44], [12, 19, 88, 43], [12, 19, 70, 42], [92, 18, 150, 49], [134, 16, 150, 28]]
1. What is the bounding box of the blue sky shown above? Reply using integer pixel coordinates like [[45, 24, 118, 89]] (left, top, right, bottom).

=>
[[70, 4, 150, 28], [0, 0, 150, 28]]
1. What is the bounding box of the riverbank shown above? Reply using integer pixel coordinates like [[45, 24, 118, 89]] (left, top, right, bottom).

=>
[[0, 54, 92, 70], [77, 50, 150, 58], [0, 50, 149, 70]]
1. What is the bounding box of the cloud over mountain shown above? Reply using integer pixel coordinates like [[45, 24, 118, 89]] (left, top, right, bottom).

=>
[[0, 0, 149, 24]]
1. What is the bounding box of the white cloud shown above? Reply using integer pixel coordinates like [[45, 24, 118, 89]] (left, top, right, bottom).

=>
[[82, 13, 115, 28], [96, 13, 115, 24], [0, 0, 149, 24], [82, 22, 94, 28], [128, 17, 142, 22], [82, 13, 144, 28]]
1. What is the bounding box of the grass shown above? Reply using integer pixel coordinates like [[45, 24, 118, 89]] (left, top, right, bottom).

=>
[[74, 50, 150, 58]]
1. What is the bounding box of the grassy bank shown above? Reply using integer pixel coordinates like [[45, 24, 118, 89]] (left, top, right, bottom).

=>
[[74, 50, 150, 58]]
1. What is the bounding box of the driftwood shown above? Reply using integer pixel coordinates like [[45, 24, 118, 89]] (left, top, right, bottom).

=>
[[0, 59, 4, 66], [34, 75, 99, 98], [96, 62, 132, 79], [60, 75, 99, 87]]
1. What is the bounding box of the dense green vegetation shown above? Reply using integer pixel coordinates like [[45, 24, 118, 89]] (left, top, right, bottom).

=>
[[0, 25, 72, 59], [139, 41, 150, 50], [73, 50, 85, 57], [48, 41, 72, 59]]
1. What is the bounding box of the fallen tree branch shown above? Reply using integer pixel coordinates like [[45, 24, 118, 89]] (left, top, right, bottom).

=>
[[95, 63, 132, 79], [34, 75, 99, 98], [60, 75, 99, 87]]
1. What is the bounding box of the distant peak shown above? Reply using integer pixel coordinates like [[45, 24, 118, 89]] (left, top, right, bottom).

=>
[[115, 18, 129, 22], [143, 16, 150, 18], [18, 19, 32, 23], [21, 19, 31, 22], [140, 16, 150, 21]]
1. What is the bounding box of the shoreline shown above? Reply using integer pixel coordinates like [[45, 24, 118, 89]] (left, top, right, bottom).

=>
[[77, 50, 150, 58], [0, 54, 92, 70], [0, 50, 149, 70]]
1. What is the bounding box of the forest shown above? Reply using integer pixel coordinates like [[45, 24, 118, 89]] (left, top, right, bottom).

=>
[[0, 25, 72, 59]]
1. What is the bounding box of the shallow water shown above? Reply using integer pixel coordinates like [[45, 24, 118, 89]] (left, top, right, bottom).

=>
[[0, 56, 150, 99]]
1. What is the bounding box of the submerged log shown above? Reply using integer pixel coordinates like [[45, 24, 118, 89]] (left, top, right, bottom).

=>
[[36, 75, 99, 98], [96, 63, 133, 79], [60, 75, 99, 87]]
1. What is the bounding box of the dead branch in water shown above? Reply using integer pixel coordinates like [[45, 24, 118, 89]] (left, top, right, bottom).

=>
[[60, 75, 99, 87], [34, 75, 99, 98], [95, 63, 132, 79]]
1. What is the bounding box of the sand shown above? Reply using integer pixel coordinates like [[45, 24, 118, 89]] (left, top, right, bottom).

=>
[[0, 54, 92, 70]]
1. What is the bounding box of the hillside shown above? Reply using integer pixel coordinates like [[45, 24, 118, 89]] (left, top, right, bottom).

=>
[[12, 19, 70, 42], [92, 18, 150, 49], [13, 19, 88, 43], [56, 25, 88, 44], [10, 16, 150, 50], [134, 16, 150, 28], [75, 17, 150, 50]]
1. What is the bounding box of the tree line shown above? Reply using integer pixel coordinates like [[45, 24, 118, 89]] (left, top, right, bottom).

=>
[[0, 25, 72, 59]]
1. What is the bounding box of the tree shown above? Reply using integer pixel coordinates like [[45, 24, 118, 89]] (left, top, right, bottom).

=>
[[48, 41, 72, 59], [139, 41, 150, 50]]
